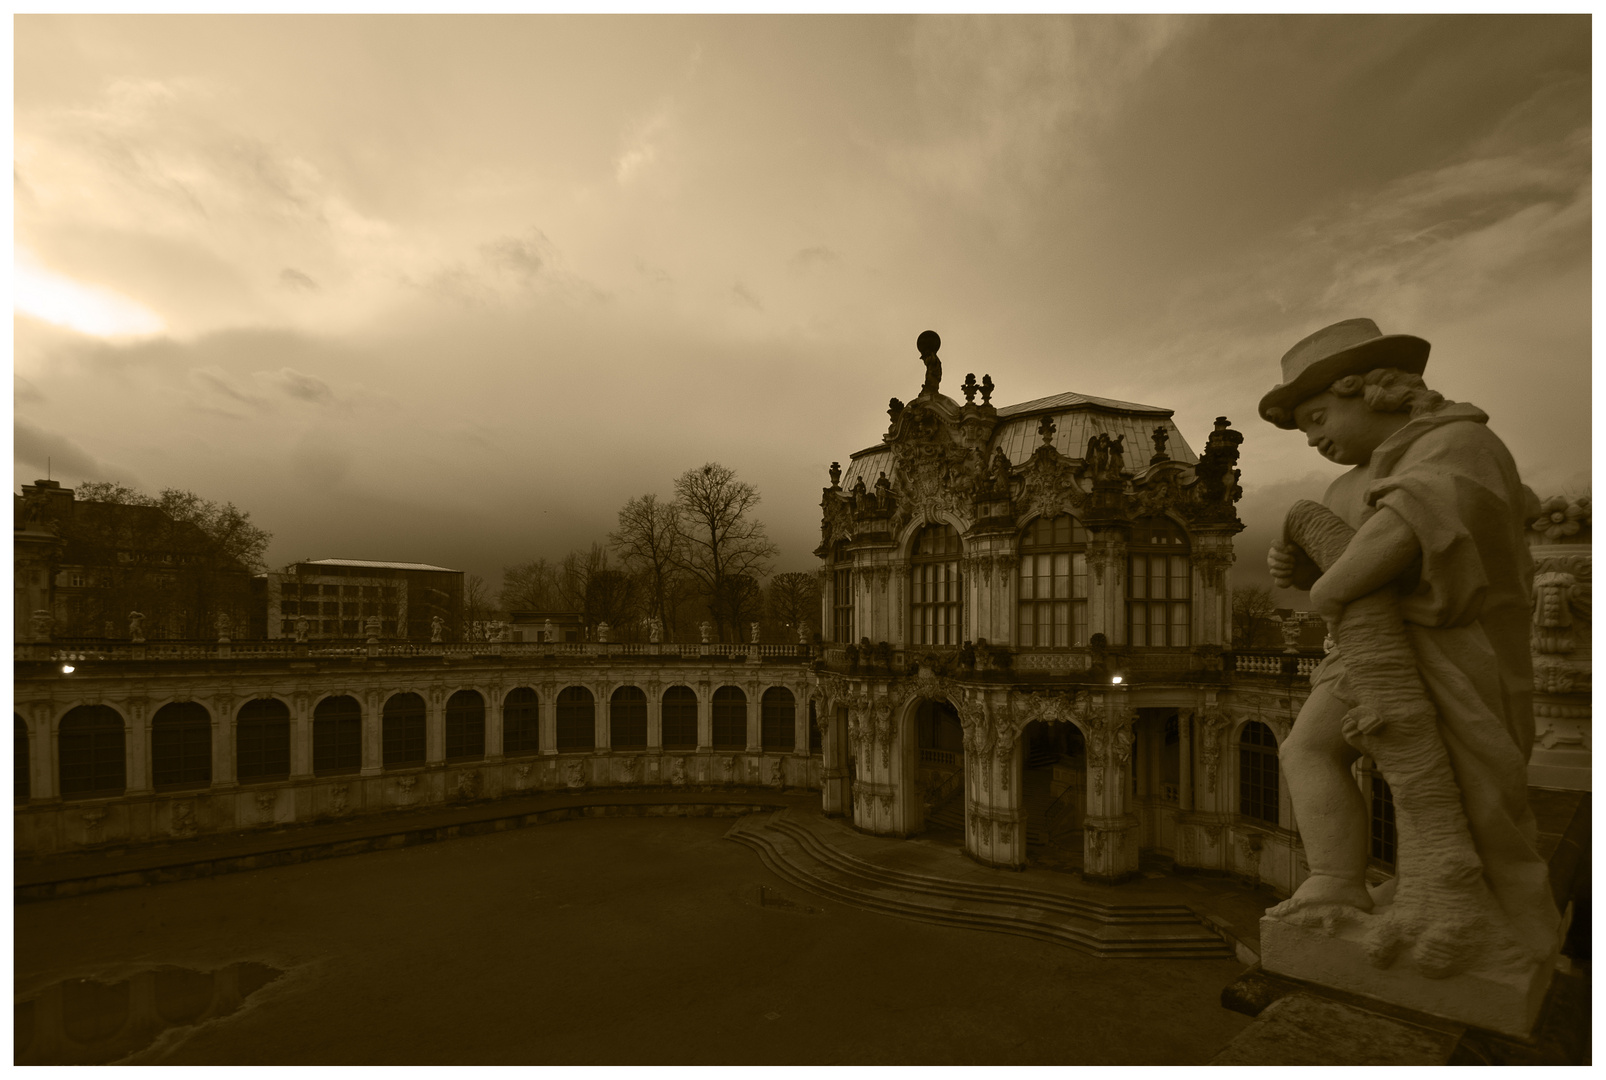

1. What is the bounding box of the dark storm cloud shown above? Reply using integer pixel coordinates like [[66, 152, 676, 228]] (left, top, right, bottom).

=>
[[279, 267, 320, 291], [263, 368, 335, 404], [14, 419, 125, 483], [12, 15, 1588, 589], [791, 246, 839, 270], [731, 282, 763, 311], [481, 230, 551, 283]]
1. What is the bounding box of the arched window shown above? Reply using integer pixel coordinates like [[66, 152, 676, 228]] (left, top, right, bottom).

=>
[[1128, 516, 1191, 647], [808, 700, 822, 754], [503, 688, 540, 756], [16, 716, 30, 801], [832, 541, 854, 644], [911, 524, 963, 645], [1238, 722, 1279, 824], [556, 686, 595, 751], [761, 687, 796, 751], [237, 699, 291, 782], [712, 686, 747, 749], [152, 702, 212, 790], [445, 690, 485, 762], [661, 686, 698, 750], [313, 696, 363, 776], [383, 693, 427, 768], [610, 686, 648, 750], [1017, 514, 1088, 647], [59, 705, 125, 800]]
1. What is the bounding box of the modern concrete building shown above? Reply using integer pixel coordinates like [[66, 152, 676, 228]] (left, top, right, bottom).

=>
[[263, 559, 463, 642]]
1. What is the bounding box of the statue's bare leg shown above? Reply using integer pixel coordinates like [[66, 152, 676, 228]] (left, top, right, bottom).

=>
[[1269, 681, 1374, 918]]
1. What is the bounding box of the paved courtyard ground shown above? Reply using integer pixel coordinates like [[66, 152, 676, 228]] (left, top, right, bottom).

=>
[[16, 814, 1255, 1064]]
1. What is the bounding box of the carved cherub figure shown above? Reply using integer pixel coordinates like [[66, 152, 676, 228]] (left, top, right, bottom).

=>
[[1261, 317, 1557, 976]]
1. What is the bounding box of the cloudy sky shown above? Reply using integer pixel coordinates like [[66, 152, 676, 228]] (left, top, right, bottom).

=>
[[14, 15, 1591, 600]]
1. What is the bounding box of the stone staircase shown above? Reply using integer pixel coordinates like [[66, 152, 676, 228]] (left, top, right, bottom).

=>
[[726, 809, 1234, 959]]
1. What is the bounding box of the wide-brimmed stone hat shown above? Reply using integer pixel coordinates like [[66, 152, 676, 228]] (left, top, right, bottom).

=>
[[1258, 318, 1430, 428]]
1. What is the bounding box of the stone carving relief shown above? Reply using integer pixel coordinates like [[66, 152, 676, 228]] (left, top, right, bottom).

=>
[[255, 790, 277, 820], [396, 774, 419, 804], [457, 770, 483, 800], [329, 784, 350, 815], [514, 763, 533, 791], [171, 802, 198, 838], [1531, 570, 1589, 655], [669, 756, 688, 786], [1197, 709, 1228, 794], [563, 761, 586, 789]]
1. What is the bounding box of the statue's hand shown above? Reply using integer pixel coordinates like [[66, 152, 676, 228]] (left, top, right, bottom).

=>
[[1268, 540, 1297, 589]]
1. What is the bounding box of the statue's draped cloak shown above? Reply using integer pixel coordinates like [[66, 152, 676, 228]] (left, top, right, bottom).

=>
[[1323, 402, 1557, 956]]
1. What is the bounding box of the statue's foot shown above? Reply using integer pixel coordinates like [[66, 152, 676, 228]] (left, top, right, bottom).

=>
[[1267, 874, 1375, 926]]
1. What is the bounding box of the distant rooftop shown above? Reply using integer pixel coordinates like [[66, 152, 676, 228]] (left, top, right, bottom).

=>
[[996, 391, 1170, 417], [299, 559, 461, 573]]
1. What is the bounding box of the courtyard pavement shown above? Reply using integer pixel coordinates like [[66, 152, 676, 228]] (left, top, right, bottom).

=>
[[16, 808, 1259, 1065]]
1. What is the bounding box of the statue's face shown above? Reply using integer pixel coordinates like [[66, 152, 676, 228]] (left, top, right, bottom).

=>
[[1292, 391, 1401, 466]]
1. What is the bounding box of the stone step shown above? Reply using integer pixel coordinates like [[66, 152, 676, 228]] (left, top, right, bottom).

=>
[[726, 812, 1233, 960], [769, 813, 1201, 926]]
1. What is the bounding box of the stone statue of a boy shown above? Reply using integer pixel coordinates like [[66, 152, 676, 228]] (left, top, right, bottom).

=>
[[1261, 318, 1557, 984]]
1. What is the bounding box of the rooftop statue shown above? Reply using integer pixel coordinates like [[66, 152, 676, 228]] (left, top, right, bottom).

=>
[[1259, 317, 1558, 1030], [917, 329, 941, 397]]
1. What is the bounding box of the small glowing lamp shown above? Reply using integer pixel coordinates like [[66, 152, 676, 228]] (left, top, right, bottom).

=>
[[61, 664, 75, 674], [1110, 675, 1122, 685]]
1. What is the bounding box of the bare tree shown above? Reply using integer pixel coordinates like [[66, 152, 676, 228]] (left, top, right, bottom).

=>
[[76, 481, 272, 572], [1231, 583, 1278, 648], [500, 558, 562, 612], [767, 571, 822, 640], [610, 493, 689, 638], [672, 462, 779, 641], [463, 573, 494, 641]]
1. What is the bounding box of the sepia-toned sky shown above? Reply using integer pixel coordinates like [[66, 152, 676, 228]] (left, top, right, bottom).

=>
[[14, 14, 1592, 598]]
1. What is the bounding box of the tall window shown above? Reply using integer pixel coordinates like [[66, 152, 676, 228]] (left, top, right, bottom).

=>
[[503, 688, 541, 756], [383, 693, 427, 768], [237, 699, 291, 782], [712, 686, 748, 749], [445, 690, 485, 762], [610, 686, 648, 750], [661, 686, 699, 749], [556, 686, 596, 751], [808, 700, 822, 754], [15, 716, 30, 801], [1238, 722, 1279, 824], [761, 687, 796, 752], [1017, 514, 1088, 647], [313, 696, 362, 776], [59, 705, 126, 800], [1128, 516, 1191, 647], [911, 524, 963, 646], [832, 542, 854, 644], [1370, 772, 1397, 866], [152, 702, 212, 790]]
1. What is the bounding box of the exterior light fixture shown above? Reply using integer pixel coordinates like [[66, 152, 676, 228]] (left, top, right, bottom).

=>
[[61, 664, 75, 674], [1110, 674, 1123, 685]]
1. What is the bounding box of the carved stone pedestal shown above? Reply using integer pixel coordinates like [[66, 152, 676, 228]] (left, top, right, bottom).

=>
[[1081, 813, 1140, 883], [1260, 913, 1559, 1038]]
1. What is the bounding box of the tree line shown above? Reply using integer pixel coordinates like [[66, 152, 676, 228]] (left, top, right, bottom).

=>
[[480, 462, 821, 644]]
